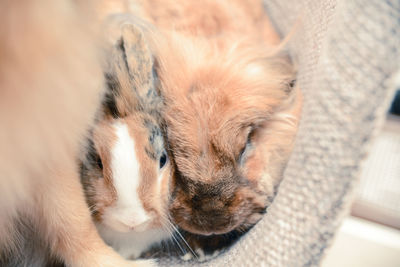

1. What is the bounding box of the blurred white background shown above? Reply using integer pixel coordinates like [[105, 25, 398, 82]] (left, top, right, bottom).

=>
[[322, 111, 400, 267]]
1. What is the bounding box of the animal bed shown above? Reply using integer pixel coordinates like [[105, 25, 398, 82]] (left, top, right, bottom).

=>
[[158, 0, 400, 266]]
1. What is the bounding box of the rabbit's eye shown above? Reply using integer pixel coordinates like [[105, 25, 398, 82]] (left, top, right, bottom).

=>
[[239, 139, 250, 159], [159, 150, 168, 169], [87, 140, 103, 171], [239, 130, 253, 164], [96, 155, 103, 170]]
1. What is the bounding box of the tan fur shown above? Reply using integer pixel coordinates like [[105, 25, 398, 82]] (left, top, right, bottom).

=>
[[126, 116, 169, 227], [91, 121, 119, 221], [245, 87, 303, 194], [108, 24, 170, 224], [0, 0, 153, 266], [87, 115, 170, 229], [81, 19, 170, 237], [138, 0, 280, 44], [135, 0, 303, 235]]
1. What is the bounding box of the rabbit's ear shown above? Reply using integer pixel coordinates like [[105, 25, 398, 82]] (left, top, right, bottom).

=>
[[119, 23, 162, 113]]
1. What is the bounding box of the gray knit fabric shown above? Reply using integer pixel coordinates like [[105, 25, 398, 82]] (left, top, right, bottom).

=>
[[159, 0, 400, 266]]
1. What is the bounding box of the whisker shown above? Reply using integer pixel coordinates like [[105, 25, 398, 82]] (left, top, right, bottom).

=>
[[167, 227, 186, 255], [159, 216, 187, 256], [163, 217, 199, 259], [160, 214, 199, 259], [167, 222, 198, 258]]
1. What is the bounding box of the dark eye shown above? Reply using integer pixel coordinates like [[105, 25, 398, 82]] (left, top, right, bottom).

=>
[[96, 154, 103, 170], [159, 150, 167, 169], [87, 140, 103, 171]]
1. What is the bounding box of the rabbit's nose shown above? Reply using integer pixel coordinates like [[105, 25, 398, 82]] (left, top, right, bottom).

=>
[[115, 217, 151, 232], [121, 212, 152, 232]]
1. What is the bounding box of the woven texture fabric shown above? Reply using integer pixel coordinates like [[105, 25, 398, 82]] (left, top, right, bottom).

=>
[[159, 0, 400, 266]]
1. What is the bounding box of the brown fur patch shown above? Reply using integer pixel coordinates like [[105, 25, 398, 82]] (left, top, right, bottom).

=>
[[83, 120, 119, 221]]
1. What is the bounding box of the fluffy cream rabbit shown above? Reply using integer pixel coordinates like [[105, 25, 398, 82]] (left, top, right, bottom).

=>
[[133, 0, 303, 243], [0, 0, 155, 266], [81, 18, 173, 260]]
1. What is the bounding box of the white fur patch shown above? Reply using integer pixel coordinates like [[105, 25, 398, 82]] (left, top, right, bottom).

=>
[[181, 252, 193, 261], [103, 122, 150, 232], [97, 222, 171, 259]]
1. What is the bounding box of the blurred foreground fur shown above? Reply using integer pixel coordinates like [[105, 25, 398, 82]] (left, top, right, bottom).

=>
[[0, 0, 153, 266]]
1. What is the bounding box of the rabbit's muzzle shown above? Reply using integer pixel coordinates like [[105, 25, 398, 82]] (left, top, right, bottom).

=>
[[169, 178, 268, 236]]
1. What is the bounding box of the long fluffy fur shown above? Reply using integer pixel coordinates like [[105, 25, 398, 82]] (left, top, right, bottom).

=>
[[134, 0, 303, 238]]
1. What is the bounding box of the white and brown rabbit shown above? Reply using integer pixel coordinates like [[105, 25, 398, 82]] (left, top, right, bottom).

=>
[[0, 1, 155, 266], [132, 0, 303, 244], [80, 19, 173, 260]]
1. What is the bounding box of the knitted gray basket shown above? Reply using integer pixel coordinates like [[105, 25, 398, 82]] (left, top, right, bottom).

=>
[[159, 0, 400, 266]]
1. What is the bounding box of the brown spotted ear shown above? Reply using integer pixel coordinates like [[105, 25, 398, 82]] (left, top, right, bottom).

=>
[[102, 36, 137, 118], [119, 23, 162, 115], [102, 22, 161, 118], [120, 24, 152, 87]]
